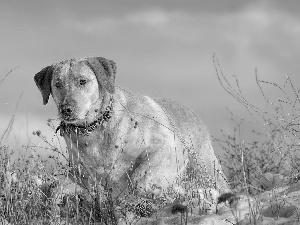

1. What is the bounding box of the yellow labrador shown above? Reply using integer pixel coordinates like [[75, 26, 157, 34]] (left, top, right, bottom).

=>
[[34, 57, 229, 217]]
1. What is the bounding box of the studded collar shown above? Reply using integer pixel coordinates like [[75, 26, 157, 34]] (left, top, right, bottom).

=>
[[55, 97, 114, 136]]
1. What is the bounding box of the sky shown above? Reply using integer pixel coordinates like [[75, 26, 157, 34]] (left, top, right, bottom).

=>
[[1, 0, 300, 161]]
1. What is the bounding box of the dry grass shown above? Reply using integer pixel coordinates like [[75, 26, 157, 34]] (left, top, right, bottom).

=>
[[2, 59, 300, 224], [213, 54, 300, 224]]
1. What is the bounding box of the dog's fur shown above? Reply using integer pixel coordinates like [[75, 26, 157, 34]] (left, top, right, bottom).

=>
[[34, 57, 229, 214]]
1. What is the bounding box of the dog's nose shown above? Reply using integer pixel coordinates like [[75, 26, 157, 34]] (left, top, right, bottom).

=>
[[60, 104, 73, 116]]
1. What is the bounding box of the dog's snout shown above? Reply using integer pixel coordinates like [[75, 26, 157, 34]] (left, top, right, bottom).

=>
[[60, 104, 74, 116]]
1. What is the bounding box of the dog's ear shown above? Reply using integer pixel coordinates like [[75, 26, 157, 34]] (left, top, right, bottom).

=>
[[86, 57, 116, 94], [34, 66, 54, 105]]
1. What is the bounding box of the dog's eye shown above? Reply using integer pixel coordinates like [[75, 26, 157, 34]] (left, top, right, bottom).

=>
[[79, 79, 87, 85], [55, 82, 61, 88]]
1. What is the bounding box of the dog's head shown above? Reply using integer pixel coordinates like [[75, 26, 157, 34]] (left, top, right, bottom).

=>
[[34, 57, 116, 124]]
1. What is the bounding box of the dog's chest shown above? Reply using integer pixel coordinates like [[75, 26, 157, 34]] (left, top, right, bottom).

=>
[[64, 129, 113, 163]]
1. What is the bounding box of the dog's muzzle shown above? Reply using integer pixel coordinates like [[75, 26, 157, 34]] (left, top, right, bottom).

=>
[[59, 103, 77, 121]]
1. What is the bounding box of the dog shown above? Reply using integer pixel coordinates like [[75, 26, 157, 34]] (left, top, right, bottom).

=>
[[34, 57, 230, 219]]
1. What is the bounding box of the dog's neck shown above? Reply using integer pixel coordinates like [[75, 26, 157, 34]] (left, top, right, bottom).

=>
[[56, 96, 114, 137]]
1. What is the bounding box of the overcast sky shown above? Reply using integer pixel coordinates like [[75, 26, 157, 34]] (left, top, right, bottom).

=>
[[1, 0, 300, 160]]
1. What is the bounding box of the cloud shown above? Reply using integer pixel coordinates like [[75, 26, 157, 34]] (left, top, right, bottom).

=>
[[65, 18, 118, 34], [65, 9, 171, 35], [126, 9, 169, 27], [65, 5, 299, 48], [61, 5, 300, 85], [235, 6, 300, 74]]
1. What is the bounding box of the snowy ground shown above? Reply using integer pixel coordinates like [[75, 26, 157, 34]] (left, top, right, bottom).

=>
[[123, 179, 300, 225]]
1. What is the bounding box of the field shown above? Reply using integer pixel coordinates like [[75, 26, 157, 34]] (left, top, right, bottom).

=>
[[2, 60, 300, 225]]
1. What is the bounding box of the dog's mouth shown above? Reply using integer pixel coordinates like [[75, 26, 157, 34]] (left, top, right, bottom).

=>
[[61, 115, 90, 126], [59, 110, 98, 126], [62, 118, 78, 123], [58, 113, 81, 124]]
